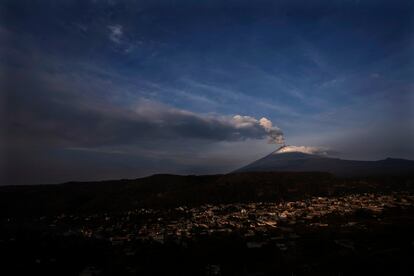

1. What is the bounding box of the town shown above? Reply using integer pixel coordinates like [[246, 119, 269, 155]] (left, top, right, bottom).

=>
[[2, 191, 414, 275], [64, 193, 414, 246]]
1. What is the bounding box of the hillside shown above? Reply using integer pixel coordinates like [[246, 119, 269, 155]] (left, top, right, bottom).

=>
[[1, 172, 413, 218]]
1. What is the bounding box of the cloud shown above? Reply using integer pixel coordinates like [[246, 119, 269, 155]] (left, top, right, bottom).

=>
[[183, 79, 301, 118], [1, 58, 284, 152], [108, 24, 123, 44], [5, 88, 284, 148], [232, 115, 258, 128]]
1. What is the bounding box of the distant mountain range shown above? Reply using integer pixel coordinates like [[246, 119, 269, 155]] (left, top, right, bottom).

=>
[[236, 145, 414, 177]]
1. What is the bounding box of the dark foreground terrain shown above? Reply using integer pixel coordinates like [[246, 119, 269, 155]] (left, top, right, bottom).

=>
[[1, 172, 414, 275]]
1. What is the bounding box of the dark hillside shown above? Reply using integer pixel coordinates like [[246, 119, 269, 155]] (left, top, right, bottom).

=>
[[1, 172, 413, 218]]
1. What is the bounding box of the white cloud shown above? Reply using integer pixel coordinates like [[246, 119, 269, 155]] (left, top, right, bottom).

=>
[[108, 24, 123, 44], [259, 117, 272, 130], [232, 115, 258, 128]]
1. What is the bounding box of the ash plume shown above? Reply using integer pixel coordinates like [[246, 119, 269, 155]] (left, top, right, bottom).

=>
[[232, 115, 285, 145], [259, 117, 285, 145]]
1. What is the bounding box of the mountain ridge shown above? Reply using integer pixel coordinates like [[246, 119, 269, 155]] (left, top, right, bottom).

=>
[[236, 146, 414, 176]]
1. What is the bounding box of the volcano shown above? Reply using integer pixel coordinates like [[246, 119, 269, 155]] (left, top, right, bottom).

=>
[[236, 145, 414, 177]]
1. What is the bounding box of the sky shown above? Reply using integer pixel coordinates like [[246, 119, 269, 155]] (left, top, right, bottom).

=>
[[1, 0, 413, 185]]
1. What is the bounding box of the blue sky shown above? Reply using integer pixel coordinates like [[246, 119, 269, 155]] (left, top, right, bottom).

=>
[[1, 0, 413, 184]]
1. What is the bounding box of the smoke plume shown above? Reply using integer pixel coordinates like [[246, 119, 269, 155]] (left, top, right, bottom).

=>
[[259, 117, 285, 145], [232, 115, 285, 145]]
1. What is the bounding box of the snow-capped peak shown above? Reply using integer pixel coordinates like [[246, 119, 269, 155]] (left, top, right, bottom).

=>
[[274, 145, 329, 156]]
